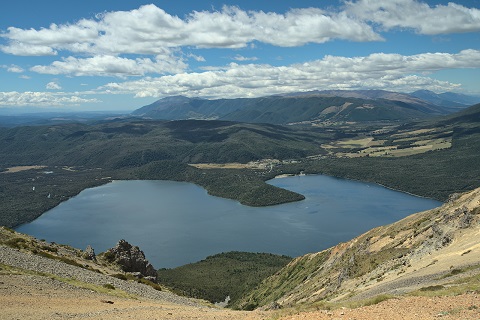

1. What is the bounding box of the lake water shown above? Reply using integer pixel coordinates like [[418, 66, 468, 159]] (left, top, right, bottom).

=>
[[16, 175, 441, 268]]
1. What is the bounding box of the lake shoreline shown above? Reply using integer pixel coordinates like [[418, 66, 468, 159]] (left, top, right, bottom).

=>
[[16, 176, 441, 269], [10, 168, 438, 229], [272, 171, 441, 203]]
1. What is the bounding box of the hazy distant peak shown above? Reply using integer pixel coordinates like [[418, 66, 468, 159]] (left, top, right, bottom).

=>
[[410, 90, 480, 110]]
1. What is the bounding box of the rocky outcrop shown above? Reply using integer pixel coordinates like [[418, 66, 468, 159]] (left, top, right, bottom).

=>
[[83, 245, 96, 261], [107, 239, 157, 282]]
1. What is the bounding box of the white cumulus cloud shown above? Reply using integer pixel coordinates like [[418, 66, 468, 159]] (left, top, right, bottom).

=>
[[0, 42, 58, 56], [0, 4, 381, 58], [232, 55, 258, 61], [6, 64, 24, 73], [31, 54, 187, 77], [100, 49, 479, 99], [187, 53, 206, 62], [0, 91, 99, 107], [345, 0, 480, 34], [1, 2, 478, 79], [1, 64, 25, 73], [46, 81, 62, 90], [2, 2, 478, 58]]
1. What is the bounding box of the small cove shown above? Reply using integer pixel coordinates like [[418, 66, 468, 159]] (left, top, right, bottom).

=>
[[16, 175, 441, 268]]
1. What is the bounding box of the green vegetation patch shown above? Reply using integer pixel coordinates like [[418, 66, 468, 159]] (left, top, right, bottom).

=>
[[157, 251, 292, 307], [4, 237, 29, 250], [420, 285, 445, 291], [137, 160, 305, 207], [110, 273, 163, 291], [103, 283, 116, 290]]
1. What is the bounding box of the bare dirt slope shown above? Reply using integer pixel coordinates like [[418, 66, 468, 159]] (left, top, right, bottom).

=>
[[1, 271, 479, 319], [0, 273, 262, 320], [278, 294, 479, 320], [0, 244, 265, 320]]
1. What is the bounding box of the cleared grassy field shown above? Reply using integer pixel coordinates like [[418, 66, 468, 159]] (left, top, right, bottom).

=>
[[321, 126, 453, 158]]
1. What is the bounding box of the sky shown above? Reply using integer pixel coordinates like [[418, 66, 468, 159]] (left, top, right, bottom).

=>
[[1, 0, 480, 112]]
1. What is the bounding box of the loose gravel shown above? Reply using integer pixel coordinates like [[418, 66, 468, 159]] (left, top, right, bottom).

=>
[[0, 245, 201, 307]]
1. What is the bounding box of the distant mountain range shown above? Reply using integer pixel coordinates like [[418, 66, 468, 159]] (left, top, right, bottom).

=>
[[132, 90, 480, 125], [0, 111, 129, 127], [409, 90, 480, 110]]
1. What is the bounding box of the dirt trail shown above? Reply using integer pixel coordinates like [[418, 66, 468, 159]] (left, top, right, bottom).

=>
[[1, 273, 479, 320], [0, 274, 263, 320], [279, 294, 480, 320]]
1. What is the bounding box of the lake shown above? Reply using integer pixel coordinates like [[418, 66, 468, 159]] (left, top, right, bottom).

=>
[[16, 175, 441, 268]]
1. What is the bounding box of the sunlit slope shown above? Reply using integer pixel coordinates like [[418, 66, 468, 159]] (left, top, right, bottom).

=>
[[236, 187, 480, 310]]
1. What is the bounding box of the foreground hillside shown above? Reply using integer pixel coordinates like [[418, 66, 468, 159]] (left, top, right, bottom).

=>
[[236, 187, 480, 311], [1, 270, 478, 320], [1, 267, 478, 319]]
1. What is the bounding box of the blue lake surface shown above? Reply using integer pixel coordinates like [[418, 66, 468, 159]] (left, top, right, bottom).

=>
[[16, 175, 441, 268]]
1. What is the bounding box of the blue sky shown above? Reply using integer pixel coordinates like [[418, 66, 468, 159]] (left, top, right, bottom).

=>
[[1, 0, 480, 111]]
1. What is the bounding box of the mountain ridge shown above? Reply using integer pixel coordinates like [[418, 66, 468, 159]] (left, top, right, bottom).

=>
[[132, 90, 479, 125], [410, 89, 480, 112]]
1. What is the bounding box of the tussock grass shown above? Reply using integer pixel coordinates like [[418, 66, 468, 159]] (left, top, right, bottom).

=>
[[111, 272, 163, 291], [103, 283, 115, 290]]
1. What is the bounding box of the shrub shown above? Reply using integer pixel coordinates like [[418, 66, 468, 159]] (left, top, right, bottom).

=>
[[420, 285, 445, 291], [103, 251, 116, 263], [112, 274, 127, 281], [5, 237, 28, 249], [2, 226, 15, 233], [362, 294, 394, 306], [41, 245, 58, 253], [243, 302, 258, 311], [103, 283, 115, 290], [139, 278, 162, 291]]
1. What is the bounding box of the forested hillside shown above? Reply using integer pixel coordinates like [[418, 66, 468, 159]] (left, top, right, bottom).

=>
[[133, 94, 450, 124]]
